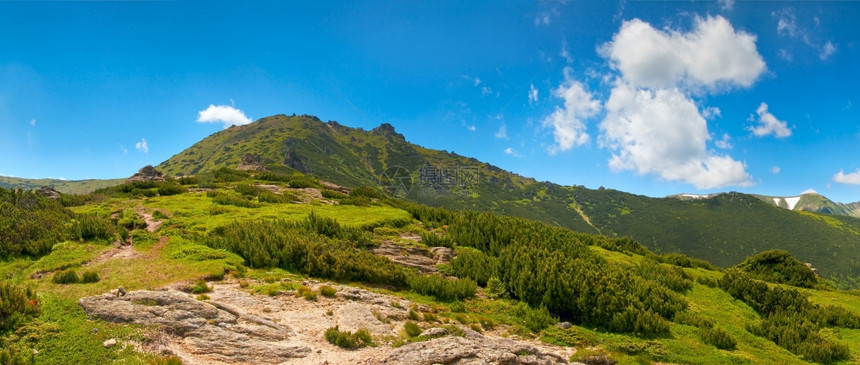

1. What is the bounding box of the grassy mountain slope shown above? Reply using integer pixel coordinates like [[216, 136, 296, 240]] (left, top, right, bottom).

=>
[[155, 115, 860, 287], [0, 175, 124, 194], [4, 175, 860, 364]]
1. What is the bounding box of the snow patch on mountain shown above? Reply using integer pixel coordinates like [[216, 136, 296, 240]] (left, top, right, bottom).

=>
[[785, 196, 801, 210]]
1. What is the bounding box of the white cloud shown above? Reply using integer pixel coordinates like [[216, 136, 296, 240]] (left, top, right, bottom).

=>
[[778, 49, 793, 61], [820, 41, 837, 60], [495, 124, 508, 139], [120, 144, 128, 155], [774, 8, 798, 37], [504, 147, 523, 157], [719, 0, 734, 11], [528, 84, 538, 103], [801, 188, 818, 195], [135, 138, 149, 153], [481, 86, 493, 97], [834, 169, 860, 185], [29, 118, 35, 127], [467, 125, 476, 132], [601, 15, 765, 90], [771, 166, 781, 174], [748, 102, 791, 138], [543, 71, 601, 155], [715, 133, 733, 149], [600, 82, 751, 189], [535, 13, 550, 26], [196, 104, 253, 128], [702, 106, 721, 120]]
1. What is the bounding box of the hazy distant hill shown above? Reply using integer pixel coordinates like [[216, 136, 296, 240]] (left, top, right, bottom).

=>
[[156, 114, 860, 286], [0, 175, 124, 194]]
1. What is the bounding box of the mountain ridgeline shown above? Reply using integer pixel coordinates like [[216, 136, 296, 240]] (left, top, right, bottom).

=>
[[152, 114, 859, 287]]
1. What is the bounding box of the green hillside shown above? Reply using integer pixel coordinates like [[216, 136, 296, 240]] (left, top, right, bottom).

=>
[[0, 176, 124, 195], [157, 115, 860, 288], [3, 173, 860, 364]]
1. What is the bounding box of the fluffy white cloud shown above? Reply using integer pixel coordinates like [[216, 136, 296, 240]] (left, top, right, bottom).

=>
[[543, 72, 601, 155], [528, 84, 538, 103], [801, 188, 818, 195], [602, 16, 765, 90], [820, 41, 837, 60], [719, 0, 734, 11], [600, 82, 751, 189], [748, 102, 791, 138], [467, 125, 476, 132], [834, 169, 860, 185], [495, 124, 507, 139], [135, 138, 149, 153], [197, 104, 253, 128], [771, 166, 781, 174]]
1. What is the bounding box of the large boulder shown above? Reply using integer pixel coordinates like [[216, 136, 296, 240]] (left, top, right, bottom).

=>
[[38, 186, 61, 199], [126, 165, 165, 183], [380, 329, 569, 365]]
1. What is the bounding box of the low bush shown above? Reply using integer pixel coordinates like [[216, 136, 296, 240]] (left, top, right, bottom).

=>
[[404, 321, 422, 337], [408, 274, 476, 301], [52, 269, 80, 284], [319, 285, 337, 298], [324, 326, 375, 349], [81, 271, 101, 283], [190, 280, 212, 294], [701, 327, 736, 350]]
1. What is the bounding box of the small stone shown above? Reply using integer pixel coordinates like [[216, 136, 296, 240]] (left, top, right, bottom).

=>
[[556, 321, 572, 329], [103, 338, 117, 348]]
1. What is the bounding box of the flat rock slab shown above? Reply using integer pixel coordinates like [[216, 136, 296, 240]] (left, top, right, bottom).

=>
[[380, 331, 569, 365], [80, 290, 310, 364]]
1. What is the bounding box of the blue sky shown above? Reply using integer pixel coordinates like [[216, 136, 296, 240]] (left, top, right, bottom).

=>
[[1, 1, 859, 202]]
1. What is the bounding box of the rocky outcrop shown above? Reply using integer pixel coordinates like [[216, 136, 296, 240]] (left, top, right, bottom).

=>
[[79, 290, 309, 364], [372, 243, 454, 273], [381, 328, 569, 365], [237, 153, 265, 171], [126, 165, 165, 183], [38, 186, 60, 199]]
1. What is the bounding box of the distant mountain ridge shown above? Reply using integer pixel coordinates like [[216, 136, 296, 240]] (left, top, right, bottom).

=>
[[669, 192, 860, 218]]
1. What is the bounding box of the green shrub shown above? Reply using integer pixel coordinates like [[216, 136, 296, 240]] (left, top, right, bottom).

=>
[[319, 285, 337, 298], [324, 326, 375, 349], [449, 301, 466, 313], [420, 231, 454, 248], [404, 321, 422, 337], [152, 210, 169, 220], [423, 312, 438, 323], [0, 282, 41, 332], [190, 280, 212, 294], [157, 183, 185, 196], [485, 276, 507, 299], [321, 189, 348, 199], [81, 271, 101, 283], [178, 176, 199, 185], [515, 303, 557, 333], [701, 327, 736, 350], [408, 309, 420, 321], [52, 269, 80, 284], [736, 249, 818, 288], [674, 310, 713, 328], [408, 274, 476, 301]]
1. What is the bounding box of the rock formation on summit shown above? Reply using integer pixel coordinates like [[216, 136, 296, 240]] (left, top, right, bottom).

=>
[[126, 165, 165, 183]]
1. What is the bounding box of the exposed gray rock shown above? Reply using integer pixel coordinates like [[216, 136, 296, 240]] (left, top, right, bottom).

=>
[[80, 290, 309, 363], [237, 153, 265, 171], [103, 338, 116, 348], [431, 246, 455, 264], [335, 302, 396, 335], [555, 322, 572, 329], [38, 186, 60, 199], [372, 242, 439, 273], [380, 331, 568, 365], [126, 165, 165, 183]]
